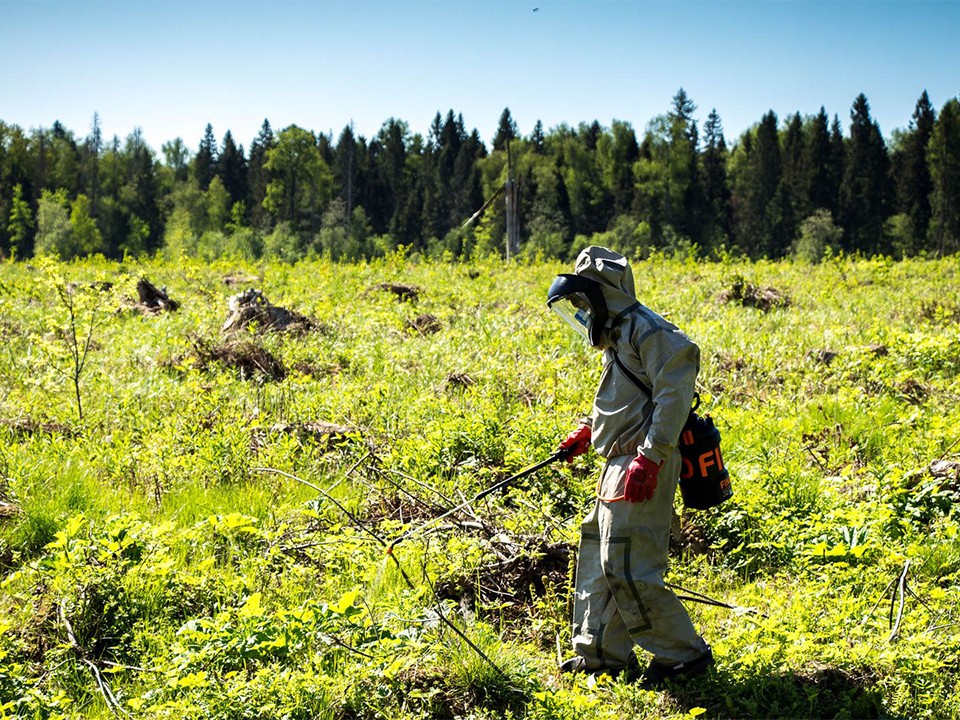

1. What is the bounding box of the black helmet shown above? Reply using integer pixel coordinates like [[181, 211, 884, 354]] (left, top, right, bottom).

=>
[[547, 274, 608, 347]]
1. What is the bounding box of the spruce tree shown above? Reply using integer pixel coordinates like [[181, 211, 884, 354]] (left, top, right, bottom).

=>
[[530, 120, 546, 155], [828, 115, 845, 219], [667, 88, 704, 245], [928, 98, 960, 256], [781, 112, 805, 225], [218, 131, 248, 207], [334, 124, 359, 220], [7, 183, 34, 258], [371, 118, 409, 241], [492, 108, 519, 152], [894, 90, 936, 251], [840, 94, 892, 253], [701, 108, 730, 247], [802, 107, 835, 218], [194, 123, 218, 191], [247, 119, 275, 228], [730, 111, 782, 257]]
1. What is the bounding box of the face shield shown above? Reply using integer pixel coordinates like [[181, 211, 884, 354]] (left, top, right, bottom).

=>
[[547, 274, 608, 347], [549, 292, 596, 344]]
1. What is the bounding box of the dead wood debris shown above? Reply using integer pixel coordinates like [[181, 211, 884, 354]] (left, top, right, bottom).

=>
[[718, 278, 790, 311], [221, 288, 314, 335], [930, 459, 960, 493], [809, 348, 839, 366], [135, 277, 179, 314], [223, 273, 259, 286], [0, 417, 75, 438], [436, 537, 572, 608], [445, 373, 476, 390], [406, 314, 442, 335], [368, 282, 421, 303], [251, 421, 357, 452], [0, 502, 22, 521], [183, 335, 285, 381]]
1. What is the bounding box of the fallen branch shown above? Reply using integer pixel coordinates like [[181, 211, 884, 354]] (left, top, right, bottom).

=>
[[59, 602, 130, 718], [253, 466, 511, 682], [888, 560, 911, 643]]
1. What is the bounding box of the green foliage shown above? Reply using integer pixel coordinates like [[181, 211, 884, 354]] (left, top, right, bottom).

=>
[[6, 183, 33, 260], [69, 194, 105, 256], [929, 97, 960, 256], [791, 209, 843, 262], [0, 255, 959, 718], [34, 189, 74, 258], [8, 89, 960, 265]]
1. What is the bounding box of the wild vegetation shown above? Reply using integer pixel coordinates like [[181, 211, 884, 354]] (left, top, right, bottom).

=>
[[3, 89, 960, 265], [1, 250, 959, 719]]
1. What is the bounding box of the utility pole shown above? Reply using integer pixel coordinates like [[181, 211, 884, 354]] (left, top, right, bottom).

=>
[[505, 138, 520, 259]]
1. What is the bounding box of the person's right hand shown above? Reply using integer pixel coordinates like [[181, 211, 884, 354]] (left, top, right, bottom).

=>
[[559, 424, 591, 462]]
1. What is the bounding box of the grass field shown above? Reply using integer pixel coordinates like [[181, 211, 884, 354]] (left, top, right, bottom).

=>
[[1, 252, 959, 719]]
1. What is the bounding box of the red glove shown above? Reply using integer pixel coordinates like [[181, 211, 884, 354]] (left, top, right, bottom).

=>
[[624, 453, 661, 502], [559, 424, 591, 462]]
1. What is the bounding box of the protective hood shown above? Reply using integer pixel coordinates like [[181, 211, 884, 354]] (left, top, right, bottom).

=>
[[554, 246, 638, 346], [572, 246, 638, 316]]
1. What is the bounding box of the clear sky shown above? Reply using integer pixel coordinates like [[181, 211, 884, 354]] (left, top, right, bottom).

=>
[[2, 0, 959, 155]]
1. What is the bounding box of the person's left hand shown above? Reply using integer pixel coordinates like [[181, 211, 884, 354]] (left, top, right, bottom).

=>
[[624, 453, 660, 502]]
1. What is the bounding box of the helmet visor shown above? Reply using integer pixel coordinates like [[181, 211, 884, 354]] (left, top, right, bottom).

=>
[[549, 292, 595, 343]]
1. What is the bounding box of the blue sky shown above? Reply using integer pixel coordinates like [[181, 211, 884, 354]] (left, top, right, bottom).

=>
[[2, 0, 959, 155]]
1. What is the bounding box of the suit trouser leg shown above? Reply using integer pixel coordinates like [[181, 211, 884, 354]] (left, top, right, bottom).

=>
[[571, 454, 708, 667]]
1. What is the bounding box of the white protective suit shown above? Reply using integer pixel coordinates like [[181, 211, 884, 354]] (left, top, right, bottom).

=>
[[568, 246, 709, 671]]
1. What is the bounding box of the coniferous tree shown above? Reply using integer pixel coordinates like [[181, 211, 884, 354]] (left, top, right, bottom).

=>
[[368, 118, 409, 241], [6, 183, 33, 258], [928, 97, 960, 256], [493, 108, 519, 152], [828, 115, 845, 219], [730, 111, 783, 257], [530, 120, 546, 155], [194, 123, 218, 191], [334, 124, 360, 221], [701, 108, 730, 248], [780, 112, 805, 231], [217, 131, 248, 207], [840, 94, 891, 253], [802, 107, 835, 218], [893, 90, 936, 251], [667, 88, 704, 244], [454, 127, 486, 229], [247, 119, 275, 228], [1, 123, 35, 254], [597, 120, 639, 217], [417, 112, 446, 245], [120, 128, 162, 255], [80, 113, 103, 222]]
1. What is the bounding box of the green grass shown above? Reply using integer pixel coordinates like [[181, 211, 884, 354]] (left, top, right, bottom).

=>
[[1, 252, 959, 718]]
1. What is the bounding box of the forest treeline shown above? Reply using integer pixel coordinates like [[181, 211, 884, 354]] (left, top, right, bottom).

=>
[[2, 88, 960, 263]]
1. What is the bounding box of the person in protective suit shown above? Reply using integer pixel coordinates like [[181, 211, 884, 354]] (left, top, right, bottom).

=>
[[547, 246, 713, 689]]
